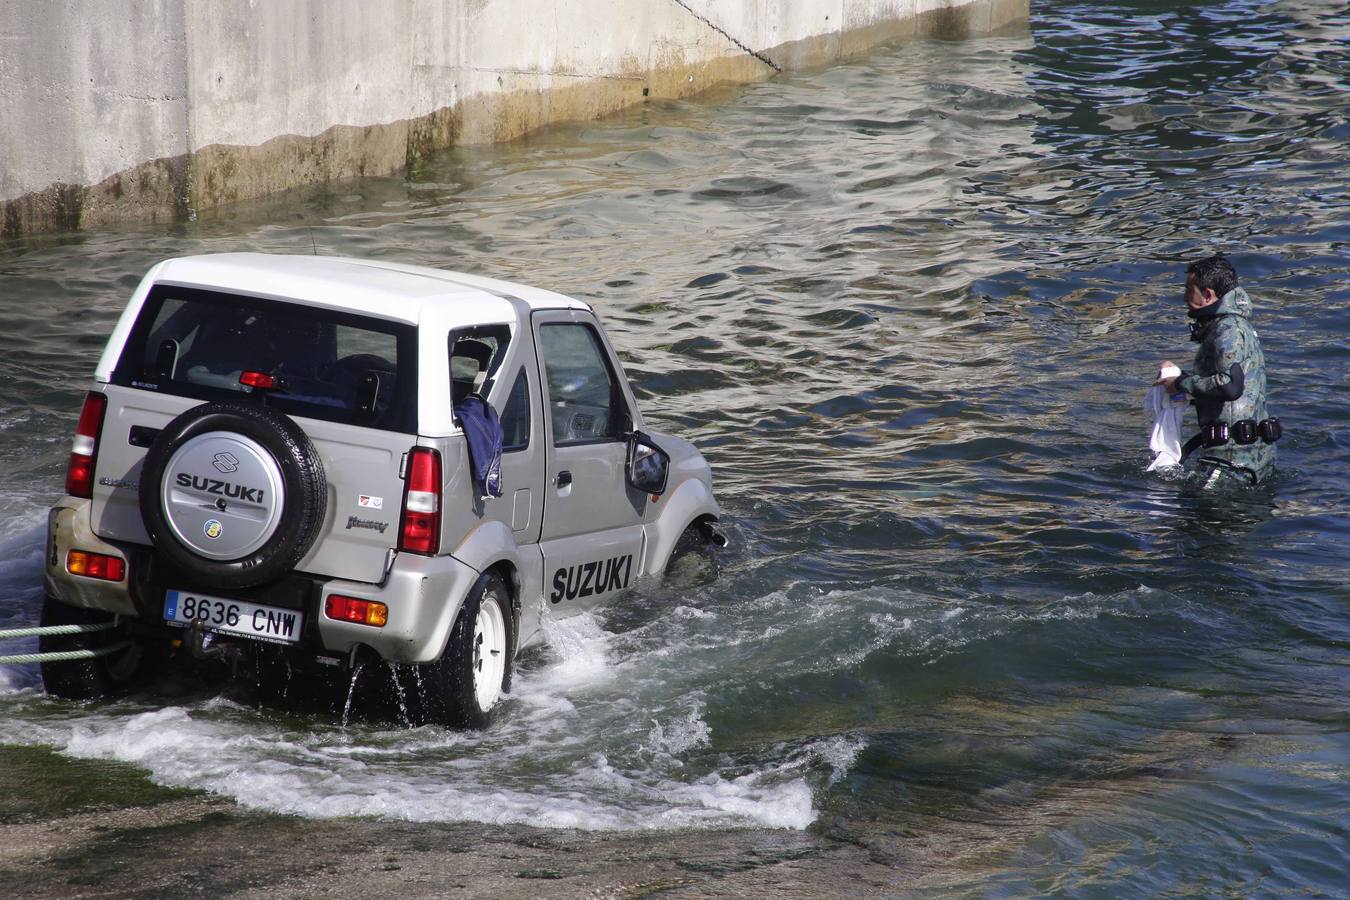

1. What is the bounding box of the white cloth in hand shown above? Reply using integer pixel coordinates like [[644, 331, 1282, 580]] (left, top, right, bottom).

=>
[[1144, 384, 1186, 470]]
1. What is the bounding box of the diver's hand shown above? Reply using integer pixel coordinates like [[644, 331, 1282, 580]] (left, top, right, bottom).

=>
[[1154, 361, 1180, 389]]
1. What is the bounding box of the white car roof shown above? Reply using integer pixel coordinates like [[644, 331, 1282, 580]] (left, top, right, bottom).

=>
[[151, 253, 589, 324], [93, 252, 594, 384]]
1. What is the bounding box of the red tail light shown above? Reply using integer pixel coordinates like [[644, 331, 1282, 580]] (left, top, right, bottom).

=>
[[67, 549, 125, 582], [399, 447, 442, 555], [325, 595, 389, 627], [65, 392, 108, 497], [239, 370, 276, 389]]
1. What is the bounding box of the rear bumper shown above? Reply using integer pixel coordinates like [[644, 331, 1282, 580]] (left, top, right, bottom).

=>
[[45, 496, 477, 666], [45, 503, 138, 616], [313, 552, 478, 664]]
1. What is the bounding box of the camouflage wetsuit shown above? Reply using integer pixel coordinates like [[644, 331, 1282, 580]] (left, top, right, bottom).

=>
[[1175, 286, 1275, 483]]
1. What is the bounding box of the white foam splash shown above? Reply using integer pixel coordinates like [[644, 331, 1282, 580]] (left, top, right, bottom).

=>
[[7, 700, 815, 830], [0, 600, 820, 832], [0, 667, 30, 694], [0, 519, 48, 692], [535, 609, 613, 687], [8, 579, 1119, 832], [645, 697, 712, 758], [0, 520, 45, 592], [807, 733, 868, 787]]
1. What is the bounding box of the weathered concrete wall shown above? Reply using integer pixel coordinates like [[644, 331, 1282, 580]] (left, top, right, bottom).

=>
[[0, 0, 189, 231], [0, 0, 1027, 237]]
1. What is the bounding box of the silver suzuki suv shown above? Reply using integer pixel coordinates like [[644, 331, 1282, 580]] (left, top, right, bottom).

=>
[[42, 253, 723, 726]]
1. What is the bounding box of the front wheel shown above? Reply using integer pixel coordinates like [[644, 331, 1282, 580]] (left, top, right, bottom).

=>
[[413, 571, 514, 729], [664, 521, 724, 586], [39, 596, 151, 700]]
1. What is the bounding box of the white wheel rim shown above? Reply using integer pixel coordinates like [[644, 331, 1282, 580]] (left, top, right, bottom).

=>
[[472, 596, 507, 711]]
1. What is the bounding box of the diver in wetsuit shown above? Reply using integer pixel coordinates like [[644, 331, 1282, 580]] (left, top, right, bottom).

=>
[[1157, 255, 1280, 485]]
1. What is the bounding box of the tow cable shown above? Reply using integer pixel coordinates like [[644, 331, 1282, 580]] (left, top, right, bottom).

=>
[[0, 621, 131, 665]]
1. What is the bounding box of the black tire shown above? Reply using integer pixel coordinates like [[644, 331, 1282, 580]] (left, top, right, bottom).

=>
[[665, 522, 721, 585], [39, 596, 150, 701], [139, 400, 327, 590], [410, 571, 514, 729]]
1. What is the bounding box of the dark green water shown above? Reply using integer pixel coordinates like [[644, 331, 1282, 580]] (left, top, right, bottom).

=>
[[1, 0, 1346, 893]]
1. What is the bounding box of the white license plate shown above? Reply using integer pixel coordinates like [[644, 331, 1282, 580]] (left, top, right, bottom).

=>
[[164, 589, 304, 644]]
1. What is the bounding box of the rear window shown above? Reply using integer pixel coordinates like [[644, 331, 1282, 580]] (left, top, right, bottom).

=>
[[111, 285, 418, 433]]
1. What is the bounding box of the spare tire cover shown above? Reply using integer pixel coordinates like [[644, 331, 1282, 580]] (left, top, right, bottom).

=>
[[140, 400, 327, 589]]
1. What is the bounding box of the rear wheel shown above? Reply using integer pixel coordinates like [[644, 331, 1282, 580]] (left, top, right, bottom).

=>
[[39, 596, 150, 701], [412, 571, 514, 728]]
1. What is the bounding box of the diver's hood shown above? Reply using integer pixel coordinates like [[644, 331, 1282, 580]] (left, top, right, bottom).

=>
[[1187, 286, 1252, 341], [1189, 286, 1253, 321]]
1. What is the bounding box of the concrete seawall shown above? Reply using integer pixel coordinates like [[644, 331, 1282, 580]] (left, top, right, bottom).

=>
[[1, 0, 1026, 237]]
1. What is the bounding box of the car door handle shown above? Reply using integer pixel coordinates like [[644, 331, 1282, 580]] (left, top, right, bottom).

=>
[[556, 470, 572, 488]]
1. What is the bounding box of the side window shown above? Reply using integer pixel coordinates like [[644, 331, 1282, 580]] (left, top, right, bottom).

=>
[[501, 369, 531, 452], [449, 324, 511, 405], [538, 323, 628, 446]]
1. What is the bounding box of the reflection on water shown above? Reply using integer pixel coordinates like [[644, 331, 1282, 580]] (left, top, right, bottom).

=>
[[1, 0, 1347, 891]]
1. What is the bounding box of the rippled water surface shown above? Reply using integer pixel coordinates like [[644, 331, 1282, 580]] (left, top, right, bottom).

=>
[[2, 0, 1347, 892]]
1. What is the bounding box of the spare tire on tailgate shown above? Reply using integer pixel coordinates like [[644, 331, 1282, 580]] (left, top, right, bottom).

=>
[[139, 400, 327, 589]]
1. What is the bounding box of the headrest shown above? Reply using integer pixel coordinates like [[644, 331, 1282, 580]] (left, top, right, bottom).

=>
[[453, 338, 496, 396], [455, 338, 495, 370]]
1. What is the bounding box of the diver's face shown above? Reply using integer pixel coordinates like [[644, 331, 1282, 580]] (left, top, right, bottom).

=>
[[1184, 276, 1219, 311]]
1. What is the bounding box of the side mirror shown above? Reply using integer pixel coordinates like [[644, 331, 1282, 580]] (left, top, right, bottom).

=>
[[626, 431, 670, 495]]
